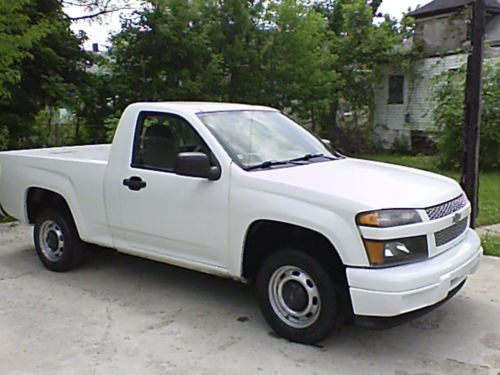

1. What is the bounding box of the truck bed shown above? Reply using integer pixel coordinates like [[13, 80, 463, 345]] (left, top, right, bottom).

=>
[[0, 144, 113, 247], [1, 144, 111, 163]]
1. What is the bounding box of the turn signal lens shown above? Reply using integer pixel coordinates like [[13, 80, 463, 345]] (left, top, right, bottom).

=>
[[363, 240, 384, 265], [356, 209, 421, 227], [357, 212, 380, 226]]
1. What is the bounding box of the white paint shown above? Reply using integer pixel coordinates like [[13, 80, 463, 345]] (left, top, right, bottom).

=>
[[0, 101, 482, 319], [348, 229, 481, 316]]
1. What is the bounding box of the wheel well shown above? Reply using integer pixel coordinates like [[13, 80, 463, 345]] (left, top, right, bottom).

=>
[[242, 220, 345, 282], [26, 188, 73, 224], [242, 220, 353, 322]]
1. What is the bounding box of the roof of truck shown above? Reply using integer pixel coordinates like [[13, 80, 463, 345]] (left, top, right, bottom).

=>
[[131, 101, 278, 114]]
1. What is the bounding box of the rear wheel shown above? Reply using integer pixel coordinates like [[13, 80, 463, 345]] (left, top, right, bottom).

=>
[[256, 249, 340, 344], [34, 209, 86, 272]]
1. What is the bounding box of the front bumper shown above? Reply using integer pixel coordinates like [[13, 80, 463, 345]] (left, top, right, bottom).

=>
[[346, 228, 482, 318], [354, 279, 466, 329]]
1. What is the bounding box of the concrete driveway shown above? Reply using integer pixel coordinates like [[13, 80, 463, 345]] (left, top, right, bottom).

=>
[[1, 222, 499, 375]]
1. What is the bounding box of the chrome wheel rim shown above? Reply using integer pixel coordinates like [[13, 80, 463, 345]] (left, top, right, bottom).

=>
[[268, 265, 321, 329], [39, 220, 65, 262]]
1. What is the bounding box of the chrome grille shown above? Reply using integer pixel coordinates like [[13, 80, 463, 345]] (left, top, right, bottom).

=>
[[434, 219, 468, 247], [426, 195, 467, 220]]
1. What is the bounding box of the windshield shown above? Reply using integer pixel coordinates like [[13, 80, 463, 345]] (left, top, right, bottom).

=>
[[197, 110, 334, 170]]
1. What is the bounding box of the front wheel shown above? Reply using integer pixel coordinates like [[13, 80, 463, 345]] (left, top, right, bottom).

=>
[[34, 209, 86, 272], [256, 249, 340, 344]]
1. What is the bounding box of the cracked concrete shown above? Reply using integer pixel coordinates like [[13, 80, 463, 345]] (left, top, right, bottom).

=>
[[1, 222, 499, 375]]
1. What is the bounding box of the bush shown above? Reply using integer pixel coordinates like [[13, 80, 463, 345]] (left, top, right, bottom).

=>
[[332, 122, 377, 155], [431, 61, 500, 170], [391, 134, 412, 154]]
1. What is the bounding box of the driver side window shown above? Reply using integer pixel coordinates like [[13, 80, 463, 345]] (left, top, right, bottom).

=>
[[132, 112, 210, 171]]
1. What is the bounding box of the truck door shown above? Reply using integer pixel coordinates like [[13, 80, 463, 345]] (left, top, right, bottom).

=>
[[111, 111, 230, 268]]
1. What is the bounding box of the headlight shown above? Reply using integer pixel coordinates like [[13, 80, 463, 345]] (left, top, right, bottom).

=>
[[363, 236, 428, 267], [356, 209, 422, 227]]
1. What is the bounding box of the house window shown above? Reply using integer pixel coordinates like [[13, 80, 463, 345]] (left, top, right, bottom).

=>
[[388, 75, 404, 104]]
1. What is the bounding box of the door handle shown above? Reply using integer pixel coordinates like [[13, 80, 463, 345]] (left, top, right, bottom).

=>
[[123, 176, 147, 191]]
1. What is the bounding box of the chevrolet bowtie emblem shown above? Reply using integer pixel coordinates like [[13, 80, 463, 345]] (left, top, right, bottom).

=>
[[452, 212, 461, 224]]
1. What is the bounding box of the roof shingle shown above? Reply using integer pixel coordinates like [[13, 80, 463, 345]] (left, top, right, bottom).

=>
[[408, 0, 500, 18]]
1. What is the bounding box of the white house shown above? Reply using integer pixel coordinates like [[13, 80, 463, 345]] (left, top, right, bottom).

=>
[[374, 0, 500, 150]]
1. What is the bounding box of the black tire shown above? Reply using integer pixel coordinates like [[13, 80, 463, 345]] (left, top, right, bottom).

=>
[[34, 209, 86, 272], [256, 248, 340, 344]]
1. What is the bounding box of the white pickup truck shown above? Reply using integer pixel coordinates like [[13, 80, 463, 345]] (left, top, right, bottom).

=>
[[0, 102, 482, 344]]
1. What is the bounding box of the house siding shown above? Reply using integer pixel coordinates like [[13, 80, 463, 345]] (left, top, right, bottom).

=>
[[415, 12, 469, 57], [374, 7, 500, 149], [374, 47, 500, 149], [486, 14, 500, 45]]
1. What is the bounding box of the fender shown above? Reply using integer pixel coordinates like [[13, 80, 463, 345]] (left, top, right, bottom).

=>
[[228, 188, 370, 277]]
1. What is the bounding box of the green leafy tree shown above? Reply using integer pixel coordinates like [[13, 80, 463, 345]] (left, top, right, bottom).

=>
[[263, 0, 339, 130], [314, 0, 402, 148], [109, 0, 225, 110], [71, 67, 115, 144], [0, 0, 91, 149], [2, 0, 407, 151], [202, 0, 268, 103], [432, 62, 500, 170], [0, 0, 52, 149], [107, 0, 403, 149], [0, 0, 49, 99]]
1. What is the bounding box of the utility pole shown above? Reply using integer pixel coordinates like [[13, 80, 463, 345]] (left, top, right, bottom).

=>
[[461, 0, 486, 228]]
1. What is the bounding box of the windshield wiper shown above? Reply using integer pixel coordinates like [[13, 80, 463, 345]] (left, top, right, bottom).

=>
[[246, 153, 337, 171], [288, 153, 334, 162], [246, 160, 291, 171]]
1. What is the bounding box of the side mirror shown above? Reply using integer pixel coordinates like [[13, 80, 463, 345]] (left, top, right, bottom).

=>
[[175, 152, 221, 181]]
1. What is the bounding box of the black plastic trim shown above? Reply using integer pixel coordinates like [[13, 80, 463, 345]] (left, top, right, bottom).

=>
[[361, 235, 429, 268]]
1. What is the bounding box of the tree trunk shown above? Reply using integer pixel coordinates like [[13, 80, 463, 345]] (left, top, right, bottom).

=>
[[74, 115, 81, 144], [54, 110, 61, 146], [328, 100, 339, 145], [47, 108, 53, 146], [310, 104, 316, 134]]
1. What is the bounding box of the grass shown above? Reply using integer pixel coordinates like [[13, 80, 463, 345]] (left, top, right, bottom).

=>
[[0, 216, 15, 224], [360, 154, 500, 227], [481, 235, 500, 257]]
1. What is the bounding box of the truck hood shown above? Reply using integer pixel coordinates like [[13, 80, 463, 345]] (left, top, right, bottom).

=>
[[249, 158, 463, 211]]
